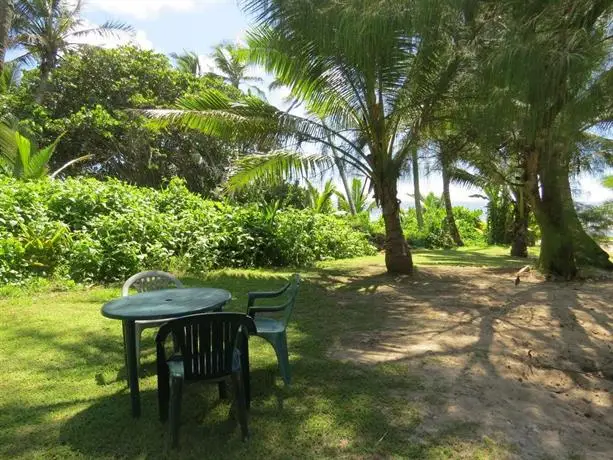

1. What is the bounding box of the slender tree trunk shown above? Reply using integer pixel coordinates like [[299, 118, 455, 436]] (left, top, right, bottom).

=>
[[411, 146, 424, 229], [441, 161, 463, 246], [526, 148, 576, 278], [36, 57, 54, 104], [378, 176, 413, 274], [0, 0, 12, 74], [510, 188, 529, 258], [327, 130, 356, 215], [334, 154, 356, 214]]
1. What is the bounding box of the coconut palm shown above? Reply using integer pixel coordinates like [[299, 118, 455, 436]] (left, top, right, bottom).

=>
[[147, 0, 468, 274], [471, 0, 613, 275], [170, 50, 201, 76], [0, 119, 90, 179], [9, 0, 133, 90], [336, 178, 376, 215], [305, 179, 336, 214], [209, 42, 264, 96]]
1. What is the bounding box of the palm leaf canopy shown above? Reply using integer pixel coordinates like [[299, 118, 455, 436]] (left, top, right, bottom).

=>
[[149, 0, 468, 197], [9, 0, 133, 69]]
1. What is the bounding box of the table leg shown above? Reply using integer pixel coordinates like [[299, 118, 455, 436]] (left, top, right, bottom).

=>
[[124, 320, 141, 418]]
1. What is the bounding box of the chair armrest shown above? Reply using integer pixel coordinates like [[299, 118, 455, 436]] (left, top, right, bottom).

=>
[[247, 282, 290, 307], [247, 304, 286, 318]]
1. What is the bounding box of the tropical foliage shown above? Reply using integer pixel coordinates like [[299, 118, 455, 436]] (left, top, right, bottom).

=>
[[170, 50, 201, 76], [0, 0, 611, 282], [0, 121, 61, 178], [0, 177, 375, 284], [336, 178, 376, 215], [9, 0, 132, 89], [397, 194, 486, 249], [3, 46, 242, 193], [209, 42, 264, 96]]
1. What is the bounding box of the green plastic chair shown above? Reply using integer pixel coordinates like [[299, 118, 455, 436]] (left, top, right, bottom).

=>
[[121, 270, 184, 377], [247, 274, 301, 385], [156, 312, 256, 447]]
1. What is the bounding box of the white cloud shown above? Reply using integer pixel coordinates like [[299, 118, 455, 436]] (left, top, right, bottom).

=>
[[71, 19, 152, 49], [87, 0, 212, 20]]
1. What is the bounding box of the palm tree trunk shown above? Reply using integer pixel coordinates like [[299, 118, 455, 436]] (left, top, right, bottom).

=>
[[0, 0, 12, 74], [36, 52, 56, 103], [411, 146, 424, 229], [526, 148, 576, 278], [379, 175, 413, 274], [333, 152, 356, 215], [325, 128, 356, 215], [510, 188, 529, 258], [441, 156, 463, 246]]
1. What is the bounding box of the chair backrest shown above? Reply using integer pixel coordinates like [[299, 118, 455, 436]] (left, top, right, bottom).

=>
[[156, 313, 256, 381], [280, 274, 301, 326], [122, 271, 183, 297]]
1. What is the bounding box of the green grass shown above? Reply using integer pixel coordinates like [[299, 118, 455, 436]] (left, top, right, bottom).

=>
[[321, 244, 538, 272], [0, 248, 522, 459]]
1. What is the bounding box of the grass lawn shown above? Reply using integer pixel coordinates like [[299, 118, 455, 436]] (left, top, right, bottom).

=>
[[0, 246, 541, 459]]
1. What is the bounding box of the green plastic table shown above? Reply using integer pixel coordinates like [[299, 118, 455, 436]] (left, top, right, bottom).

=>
[[101, 288, 232, 417]]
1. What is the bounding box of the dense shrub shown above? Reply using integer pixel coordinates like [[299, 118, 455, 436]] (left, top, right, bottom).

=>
[[374, 194, 487, 249], [577, 201, 613, 243], [0, 177, 375, 284]]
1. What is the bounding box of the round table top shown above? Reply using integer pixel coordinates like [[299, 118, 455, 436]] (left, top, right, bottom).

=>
[[101, 288, 232, 321]]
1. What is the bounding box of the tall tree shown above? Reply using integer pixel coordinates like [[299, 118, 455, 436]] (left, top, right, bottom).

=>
[[437, 138, 466, 246], [170, 50, 201, 76], [9, 0, 132, 93], [477, 0, 613, 276], [411, 146, 425, 230], [7, 46, 241, 193], [0, 0, 12, 73], [149, 0, 469, 274], [210, 42, 263, 93]]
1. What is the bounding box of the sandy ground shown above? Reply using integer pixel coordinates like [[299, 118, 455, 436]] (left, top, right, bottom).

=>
[[325, 265, 613, 459]]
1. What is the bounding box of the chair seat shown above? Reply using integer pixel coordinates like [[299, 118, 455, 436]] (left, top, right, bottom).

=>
[[167, 358, 184, 378], [254, 317, 285, 334]]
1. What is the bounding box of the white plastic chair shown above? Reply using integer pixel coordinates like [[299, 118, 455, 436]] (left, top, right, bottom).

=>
[[121, 271, 184, 374]]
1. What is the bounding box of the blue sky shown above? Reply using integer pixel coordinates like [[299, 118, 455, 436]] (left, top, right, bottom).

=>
[[76, 1, 613, 207], [83, 1, 249, 55]]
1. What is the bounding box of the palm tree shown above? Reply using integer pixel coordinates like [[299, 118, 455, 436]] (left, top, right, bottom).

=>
[[0, 59, 18, 92], [336, 178, 376, 215], [305, 179, 335, 214], [0, 119, 90, 178], [148, 0, 466, 274], [209, 42, 263, 95], [473, 0, 613, 276], [0, 0, 12, 73], [170, 50, 201, 76], [0, 120, 59, 178], [9, 0, 132, 93]]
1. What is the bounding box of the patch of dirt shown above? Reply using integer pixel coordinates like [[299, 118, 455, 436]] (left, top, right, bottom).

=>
[[325, 264, 613, 459]]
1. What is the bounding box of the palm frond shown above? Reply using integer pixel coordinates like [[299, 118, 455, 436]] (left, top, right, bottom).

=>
[[50, 153, 93, 178], [448, 165, 486, 189], [226, 151, 333, 192]]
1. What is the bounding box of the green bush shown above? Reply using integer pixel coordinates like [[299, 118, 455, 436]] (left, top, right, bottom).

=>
[[377, 194, 487, 249], [0, 177, 375, 284]]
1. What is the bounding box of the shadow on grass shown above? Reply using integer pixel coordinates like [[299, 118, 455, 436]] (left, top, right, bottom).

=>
[[5, 267, 609, 459], [413, 248, 536, 268], [57, 362, 425, 459]]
